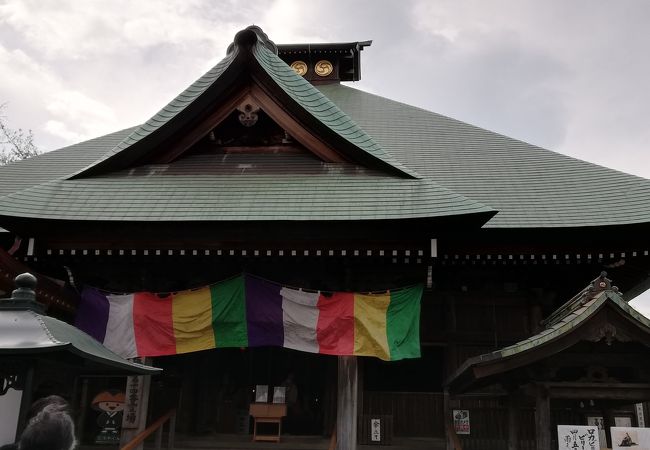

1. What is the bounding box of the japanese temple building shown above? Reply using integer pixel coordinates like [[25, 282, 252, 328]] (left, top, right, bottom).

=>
[[2, 26, 650, 449]]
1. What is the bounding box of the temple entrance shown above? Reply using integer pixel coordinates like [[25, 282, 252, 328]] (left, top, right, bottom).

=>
[[151, 347, 336, 436]]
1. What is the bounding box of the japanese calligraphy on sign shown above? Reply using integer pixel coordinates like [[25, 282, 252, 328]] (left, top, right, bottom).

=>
[[371, 418, 381, 442], [453, 410, 470, 435], [121, 375, 144, 429], [636, 404, 646, 428], [557, 425, 599, 450]]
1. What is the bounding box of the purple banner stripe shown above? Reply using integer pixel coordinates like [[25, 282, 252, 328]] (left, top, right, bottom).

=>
[[75, 287, 110, 343], [245, 275, 284, 347]]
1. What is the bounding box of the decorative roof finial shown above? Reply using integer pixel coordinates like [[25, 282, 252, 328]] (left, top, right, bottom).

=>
[[227, 25, 278, 55]]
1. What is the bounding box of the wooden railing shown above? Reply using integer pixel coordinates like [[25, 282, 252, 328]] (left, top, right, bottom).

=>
[[120, 409, 176, 450]]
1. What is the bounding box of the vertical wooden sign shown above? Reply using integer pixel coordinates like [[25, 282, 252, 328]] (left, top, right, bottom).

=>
[[122, 375, 144, 429]]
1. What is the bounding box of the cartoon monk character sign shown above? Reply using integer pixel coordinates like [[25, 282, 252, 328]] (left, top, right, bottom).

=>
[[92, 390, 126, 444]]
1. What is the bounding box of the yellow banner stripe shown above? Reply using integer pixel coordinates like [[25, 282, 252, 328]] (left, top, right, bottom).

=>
[[353, 293, 390, 360], [172, 287, 216, 354]]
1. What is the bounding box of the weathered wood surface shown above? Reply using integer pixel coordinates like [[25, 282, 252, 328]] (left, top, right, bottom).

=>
[[336, 356, 357, 450], [363, 391, 444, 437]]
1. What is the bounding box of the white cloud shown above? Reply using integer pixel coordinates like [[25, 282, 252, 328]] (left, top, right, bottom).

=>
[[0, 41, 120, 147], [44, 120, 85, 143]]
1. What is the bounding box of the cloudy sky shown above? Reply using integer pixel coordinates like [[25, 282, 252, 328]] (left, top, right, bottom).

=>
[[1, 0, 650, 311]]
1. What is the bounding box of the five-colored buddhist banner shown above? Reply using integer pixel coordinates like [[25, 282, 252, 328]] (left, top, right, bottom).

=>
[[75, 274, 422, 361]]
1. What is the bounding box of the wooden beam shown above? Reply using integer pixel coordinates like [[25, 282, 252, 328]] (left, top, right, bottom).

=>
[[545, 382, 650, 401], [249, 83, 349, 163], [336, 356, 358, 450], [153, 88, 250, 164], [535, 384, 551, 450]]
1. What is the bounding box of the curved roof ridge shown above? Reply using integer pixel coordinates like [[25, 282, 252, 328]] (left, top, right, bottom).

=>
[[66, 51, 238, 179], [68, 26, 420, 180]]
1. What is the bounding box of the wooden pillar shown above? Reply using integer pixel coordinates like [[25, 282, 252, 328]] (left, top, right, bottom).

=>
[[76, 378, 89, 442], [535, 385, 551, 450], [443, 390, 453, 450], [336, 356, 358, 450], [507, 393, 519, 450]]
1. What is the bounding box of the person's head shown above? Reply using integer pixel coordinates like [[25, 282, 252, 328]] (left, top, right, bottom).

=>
[[19, 404, 76, 450], [27, 395, 70, 421]]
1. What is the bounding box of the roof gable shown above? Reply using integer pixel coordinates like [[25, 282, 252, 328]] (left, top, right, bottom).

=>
[[446, 273, 650, 393], [70, 26, 416, 179]]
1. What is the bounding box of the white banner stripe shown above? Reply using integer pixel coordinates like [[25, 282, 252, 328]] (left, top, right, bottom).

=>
[[104, 294, 137, 359], [280, 288, 320, 353]]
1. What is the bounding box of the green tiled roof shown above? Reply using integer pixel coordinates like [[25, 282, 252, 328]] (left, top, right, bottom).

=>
[[0, 153, 492, 222], [492, 290, 649, 360], [252, 42, 417, 178], [0, 127, 135, 199], [73, 26, 415, 179], [318, 84, 650, 228], [446, 275, 650, 391], [1, 26, 650, 228]]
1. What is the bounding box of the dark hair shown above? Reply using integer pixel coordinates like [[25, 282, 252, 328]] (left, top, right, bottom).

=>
[[19, 404, 76, 450]]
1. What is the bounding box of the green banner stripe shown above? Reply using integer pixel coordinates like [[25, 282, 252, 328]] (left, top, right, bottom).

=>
[[210, 275, 248, 347], [386, 284, 422, 360]]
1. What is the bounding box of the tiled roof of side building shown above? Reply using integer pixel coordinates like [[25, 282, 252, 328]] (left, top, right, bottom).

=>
[[318, 84, 650, 228], [445, 273, 650, 393]]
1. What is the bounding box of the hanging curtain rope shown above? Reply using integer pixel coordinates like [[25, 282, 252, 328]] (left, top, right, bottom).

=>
[[89, 272, 420, 297]]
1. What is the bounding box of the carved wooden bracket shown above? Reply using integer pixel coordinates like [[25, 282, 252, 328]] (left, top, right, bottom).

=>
[[589, 323, 627, 346]]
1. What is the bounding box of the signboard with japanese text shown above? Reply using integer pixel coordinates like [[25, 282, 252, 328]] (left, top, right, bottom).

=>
[[611, 427, 650, 449], [453, 410, 470, 435], [121, 376, 144, 429], [557, 425, 599, 450], [371, 418, 381, 442], [637, 404, 646, 428], [586, 417, 607, 449]]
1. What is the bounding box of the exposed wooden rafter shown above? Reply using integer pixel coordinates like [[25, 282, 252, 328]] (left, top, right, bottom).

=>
[[149, 80, 348, 165]]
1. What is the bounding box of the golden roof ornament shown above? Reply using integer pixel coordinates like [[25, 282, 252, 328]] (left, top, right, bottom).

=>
[[314, 60, 333, 77], [290, 61, 308, 76]]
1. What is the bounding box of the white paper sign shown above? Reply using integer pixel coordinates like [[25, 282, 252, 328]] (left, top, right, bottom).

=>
[[371, 418, 381, 442], [557, 425, 599, 450], [453, 410, 470, 435], [272, 387, 286, 404], [637, 404, 646, 428], [611, 427, 650, 449], [587, 417, 607, 449], [255, 385, 268, 403], [0, 388, 22, 445]]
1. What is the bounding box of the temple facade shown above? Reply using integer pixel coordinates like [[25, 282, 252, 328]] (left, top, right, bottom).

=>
[[1, 26, 650, 449]]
